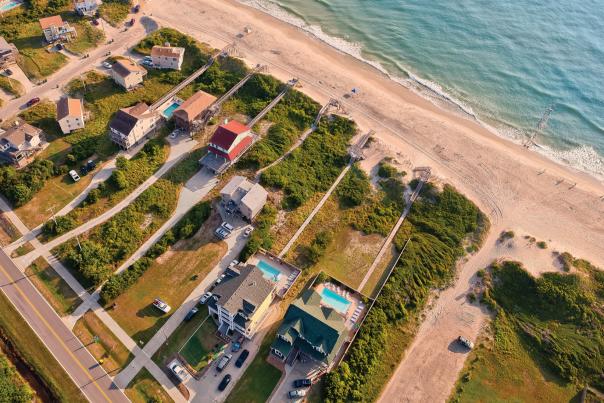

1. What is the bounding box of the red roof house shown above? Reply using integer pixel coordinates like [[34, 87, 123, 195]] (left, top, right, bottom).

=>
[[208, 120, 253, 161]]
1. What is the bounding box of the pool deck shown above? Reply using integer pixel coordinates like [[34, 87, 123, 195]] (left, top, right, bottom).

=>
[[246, 250, 301, 298], [315, 282, 366, 331], [0, 0, 23, 13]]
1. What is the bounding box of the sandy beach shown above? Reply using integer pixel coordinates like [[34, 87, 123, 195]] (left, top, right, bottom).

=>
[[146, 0, 604, 400]]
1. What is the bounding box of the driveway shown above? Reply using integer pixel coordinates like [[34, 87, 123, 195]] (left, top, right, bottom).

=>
[[269, 360, 317, 403]]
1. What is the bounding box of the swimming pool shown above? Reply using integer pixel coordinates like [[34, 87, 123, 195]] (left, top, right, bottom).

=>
[[161, 102, 180, 119], [257, 260, 281, 282], [0, 0, 22, 12], [320, 288, 351, 314]]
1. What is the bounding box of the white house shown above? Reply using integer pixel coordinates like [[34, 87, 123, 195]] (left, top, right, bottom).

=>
[[150, 44, 185, 70], [108, 103, 160, 150], [111, 59, 147, 90], [220, 176, 268, 221], [39, 15, 76, 43], [74, 0, 101, 16], [0, 121, 44, 167], [56, 97, 85, 134]]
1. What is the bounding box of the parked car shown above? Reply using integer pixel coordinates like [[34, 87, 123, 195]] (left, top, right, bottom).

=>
[[216, 354, 232, 372], [221, 221, 234, 232], [69, 170, 81, 182], [243, 227, 253, 237], [214, 227, 230, 240], [231, 341, 241, 353], [56, 43, 64, 50], [228, 259, 239, 269], [288, 389, 307, 399], [199, 292, 212, 305], [457, 336, 474, 350], [143, 55, 152, 61], [184, 306, 198, 321], [218, 374, 231, 391], [235, 349, 249, 367], [133, 4, 140, 12], [4, 68, 13, 76], [129, 18, 135, 26], [169, 361, 189, 382], [293, 378, 312, 388], [102, 61, 112, 69], [152, 298, 171, 313], [92, 18, 99, 25], [214, 273, 226, 287], [26, 97, 40, 107]]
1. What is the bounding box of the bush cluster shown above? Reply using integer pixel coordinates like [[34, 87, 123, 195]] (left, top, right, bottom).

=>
[[41, 215, 77, 237], [0, 160, 55, 206], [239, 204, 278, 261], [324, 185, 484, 401], [261, 116, 356, 209], [0, 355, 33, 403]]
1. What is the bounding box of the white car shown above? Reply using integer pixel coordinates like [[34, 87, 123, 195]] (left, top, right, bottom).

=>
[[228, 260, 239, 269], [199, 292, 212, 304], [169, 360, 190, 382], [243, 227, 253, 237], [221, 221, 234, 232], [102, 61, 112, 69], [153, 298, 171, 313], [457, 336, 474, 350], [69, 170, 80, 182]]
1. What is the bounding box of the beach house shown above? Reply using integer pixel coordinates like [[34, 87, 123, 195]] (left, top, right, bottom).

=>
[[0, 121, 44, 167], [207, 265, 275, 339], [0, 37, 18, 69], [56, 97, 85, 134], [74, 0, 101, 16], [200, 120, 255, 173], [150, 44, 185, 70], [39, 15, 76, 43], [108, 103, 160, 150], [172, 90, 216, 129], [111, 59, 147, 90], [270, 289, 347, 367], [220, 176, 268, 221]]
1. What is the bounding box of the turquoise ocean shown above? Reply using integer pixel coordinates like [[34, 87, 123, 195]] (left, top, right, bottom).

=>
[[239, 0, 604, 179]]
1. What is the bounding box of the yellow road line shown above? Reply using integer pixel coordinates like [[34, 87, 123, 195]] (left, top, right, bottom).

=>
[[0, 262, 113, 403]]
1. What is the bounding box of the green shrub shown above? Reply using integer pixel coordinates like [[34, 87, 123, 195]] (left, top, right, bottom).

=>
[[41, 215, 77, 237], [305, 230, 333, 265], [537, 241, 548, 249], [239, 204, 277, 261], [0, 160, 55, 206], [377, 161, 402, 178], [336, 165, 370, 208], [0, 355, 33, 403]]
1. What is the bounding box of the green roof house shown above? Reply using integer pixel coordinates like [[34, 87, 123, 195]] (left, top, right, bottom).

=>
[[270, 289, 347, 366]]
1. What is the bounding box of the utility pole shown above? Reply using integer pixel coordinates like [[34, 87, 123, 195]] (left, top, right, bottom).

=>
[[75, 233, 82, 251], [46, 205, 58, 226]]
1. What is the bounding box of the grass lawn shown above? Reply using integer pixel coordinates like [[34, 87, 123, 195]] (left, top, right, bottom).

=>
[[99, 0, 131, 27], [0, 291, 86, 402], [108, 217, 227, 345], [0, 214, 20, 246], [125, 367, 173, 403], [178, 316, 222, 371], [225, 322, 283, 403], [0, 75, 25, 97], [152, 309, 216, 367], [451, 316, 579, 403], [13, 22, 68, 81], [11, 242, 34, 257], [25, 257, 81, 316], [65, 22, 104, 55], [14, 169, 96, 229], [73, 311, 134, 375]]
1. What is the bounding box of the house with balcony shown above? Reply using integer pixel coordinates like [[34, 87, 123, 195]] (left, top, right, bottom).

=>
[[56, 97, 85, 134], [39, 15, 76, 43], [0, 36, 18, 69], [207, 264, 276, 339], [220, 176, 268, 221], [111, 59, 147, 90], [108, 103, 160, 150], [270, 289, 348, 367], [150, 44, 185, 70], [173, 90, 216, 130], [0, 121, 44, 167], [200, 120, 255, 173]]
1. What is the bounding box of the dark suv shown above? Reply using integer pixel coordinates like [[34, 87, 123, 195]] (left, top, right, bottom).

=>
[[218, 374, 231, 391], [293, 378, 312, 388], [235, 349, 249, 368]]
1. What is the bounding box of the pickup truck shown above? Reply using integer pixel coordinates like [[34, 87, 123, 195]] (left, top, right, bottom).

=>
[[216, 354, 232, 372]]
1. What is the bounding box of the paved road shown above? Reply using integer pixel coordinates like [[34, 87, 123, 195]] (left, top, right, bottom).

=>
[[0, 249, 128, 403]]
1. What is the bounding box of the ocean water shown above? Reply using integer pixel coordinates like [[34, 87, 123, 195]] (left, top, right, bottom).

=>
[[239, 0, 604, 179]]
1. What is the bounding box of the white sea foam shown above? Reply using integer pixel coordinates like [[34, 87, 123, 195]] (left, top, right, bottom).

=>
[[236, 0, 604, 180]]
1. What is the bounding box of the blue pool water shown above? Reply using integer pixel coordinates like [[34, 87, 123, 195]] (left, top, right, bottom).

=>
[[161, 102, 180, 119], [0, 0, 22, 12], [320, 288, 351, 314], [257, 260, 281, 282]]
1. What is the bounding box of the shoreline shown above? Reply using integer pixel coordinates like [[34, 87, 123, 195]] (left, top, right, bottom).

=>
[[236, 0, 604, 182], [149, 0, 604, 262]]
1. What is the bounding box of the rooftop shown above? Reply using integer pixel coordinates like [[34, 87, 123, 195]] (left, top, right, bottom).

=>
[[56, 97, 83, 120], [151, 45, 185, 58], [212, 264, 275, 315], [173, 90, 216, 122], [0, 122, 42, 147], [39, 15, 64, 30], [112, 59, 147, 78], [209, 120, 250, 150], [109, 103, 151, 134]]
